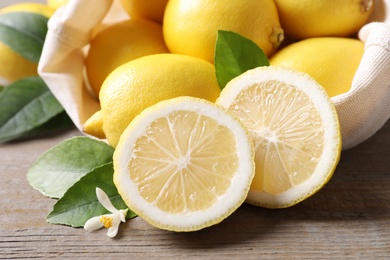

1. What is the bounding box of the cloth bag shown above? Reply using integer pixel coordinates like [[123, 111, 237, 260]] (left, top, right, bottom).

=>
[[38, 0, 390, 150]]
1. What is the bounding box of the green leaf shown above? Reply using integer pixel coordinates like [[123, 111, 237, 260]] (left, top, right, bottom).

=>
[[21, 111, 74, 139], [47, 162, 137, 227], [214, 30, 270, 89], [0, 12, 48, 62], [0, 86, 4, 93], [27, 136, 115, 199], [0, 76, 66, 143]]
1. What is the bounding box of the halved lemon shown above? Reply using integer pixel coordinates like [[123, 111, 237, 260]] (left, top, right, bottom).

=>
[[216, 66, 342, 208], [114, 97, 255, 231]]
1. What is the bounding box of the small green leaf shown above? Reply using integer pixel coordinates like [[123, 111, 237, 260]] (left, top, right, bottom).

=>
[[0, 12, 48, 62], [215, 30, 270, 89], [0, 86, 4, 93], [27, 136, 115, 198], [47, 162, 137, 227], [0, 76, 65, 143]]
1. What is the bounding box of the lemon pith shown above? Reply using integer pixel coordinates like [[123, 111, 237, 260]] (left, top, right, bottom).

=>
[[114, 97, 255, 231]]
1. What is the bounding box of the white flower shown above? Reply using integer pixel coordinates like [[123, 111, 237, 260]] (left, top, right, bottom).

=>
[[84, 187, 129, 238]]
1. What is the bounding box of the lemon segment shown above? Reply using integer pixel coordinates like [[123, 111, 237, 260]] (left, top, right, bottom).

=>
[[216, 66, 341, 208], [114, 97, 255, 231]]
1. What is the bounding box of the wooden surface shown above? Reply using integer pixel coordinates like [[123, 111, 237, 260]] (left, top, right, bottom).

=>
[[0, 120, 389, 259]]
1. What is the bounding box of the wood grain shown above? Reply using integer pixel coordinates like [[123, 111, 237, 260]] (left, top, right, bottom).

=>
[[1, 121, 390, 259]]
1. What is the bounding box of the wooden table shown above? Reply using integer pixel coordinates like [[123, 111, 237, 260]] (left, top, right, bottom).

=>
[[1, 120, 389, 259]]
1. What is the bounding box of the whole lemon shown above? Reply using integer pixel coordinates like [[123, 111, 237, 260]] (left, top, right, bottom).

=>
[[273, 0, 374, 39], [0, 3, 54, 85], [85, 19, 169, 96], [163, 0, 284, 63], [270, 37, 365, 97], [120, 0, 168, 24], [85, 53, 221, 147]]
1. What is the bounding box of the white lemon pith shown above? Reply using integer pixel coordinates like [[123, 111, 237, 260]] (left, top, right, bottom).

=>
[[114, 97, 255, 231], [216, 66, 341, 208]]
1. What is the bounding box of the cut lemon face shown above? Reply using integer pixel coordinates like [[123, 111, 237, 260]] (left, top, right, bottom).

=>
[[114, 97, 255, 231], [216, 66, 342, 209]]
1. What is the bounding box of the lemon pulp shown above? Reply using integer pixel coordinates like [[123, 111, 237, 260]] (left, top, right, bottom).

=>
[[129, 110, 239, 213], [114, 97, 255, 231], [216, 66, 341, 208], [227, 80, 324, 194]]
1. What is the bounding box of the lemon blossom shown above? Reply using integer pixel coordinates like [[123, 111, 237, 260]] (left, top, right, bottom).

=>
[[84, 187, 128, 238]]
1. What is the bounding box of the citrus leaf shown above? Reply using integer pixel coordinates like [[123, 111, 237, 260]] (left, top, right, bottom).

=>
[[47, 162, 137, 228], [215, 30, 270, 89], [0, 12, 48, 62], [27, 136, 115, 199], [0, 76, 66, 143], [22, 111, 74, 139]]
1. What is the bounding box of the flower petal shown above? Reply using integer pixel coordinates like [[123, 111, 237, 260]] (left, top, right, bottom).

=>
[[106, 215, 121, 238], [119, 209, 129, 223], [84, 216, 104, 232], [96, 187, 119, 213]]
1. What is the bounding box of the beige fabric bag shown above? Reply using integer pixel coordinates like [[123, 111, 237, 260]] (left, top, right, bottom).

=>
[[38, 0, 390, 150]]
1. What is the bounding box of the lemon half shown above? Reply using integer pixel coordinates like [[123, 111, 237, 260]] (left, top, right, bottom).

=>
[[114, 97, 255, 231], [216, 66, 342, 208]]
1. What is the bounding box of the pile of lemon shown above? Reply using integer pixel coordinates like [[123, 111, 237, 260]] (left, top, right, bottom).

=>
[[15, 0, 372, 231]]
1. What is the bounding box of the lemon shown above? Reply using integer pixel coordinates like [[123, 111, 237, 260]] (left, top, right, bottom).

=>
[[47, 0, 69, 10], [273, 0, 374, 39], [82, 110, 106, 139], [216, 66, 342, 208], [85, 19, 169, 96], [85, 53, 222, 147], [0, 3, 54, 85], [120, 0, 168, 24], [163, 0, 284, 63], [0, 2, 55, 17], [270, 37, 365, 97], [114, 96, 255, 231], [0, 43, 39, 85]]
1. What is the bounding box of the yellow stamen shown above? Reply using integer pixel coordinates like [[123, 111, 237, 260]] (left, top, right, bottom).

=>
[[100, 216, 113, 228]]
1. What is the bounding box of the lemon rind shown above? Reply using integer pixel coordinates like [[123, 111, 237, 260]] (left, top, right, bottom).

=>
[[114, 96, 255, 231], [216, 66, 342, 208]]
